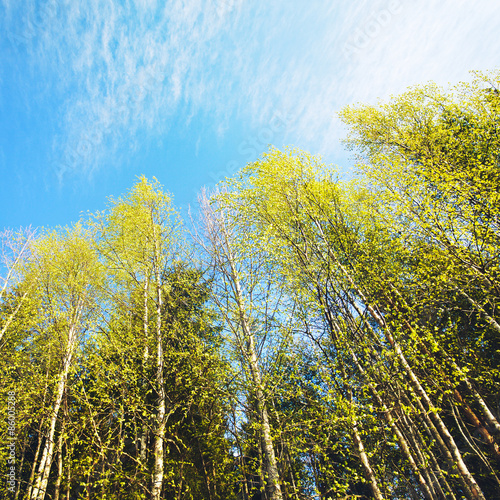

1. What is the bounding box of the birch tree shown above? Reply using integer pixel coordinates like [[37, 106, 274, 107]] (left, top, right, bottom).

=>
[[231, 146, 497, 498], [0, 227, 36, 348], [25, 225, 101, 500], [195, 189, 285, 500], [91, 176, 180, 499]]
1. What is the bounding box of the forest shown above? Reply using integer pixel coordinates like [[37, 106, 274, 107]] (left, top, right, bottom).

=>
[[1, 71, 500, 500]]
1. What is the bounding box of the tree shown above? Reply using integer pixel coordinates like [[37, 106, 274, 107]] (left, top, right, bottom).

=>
[[229, 144, 499, 498], [195, 188, 287, 500], [91, 176, 181, 499], [88, 177, 235, 499], [340, 70, 500, 487], [17, 224, 102, 500], [0, 227, 36, 348]]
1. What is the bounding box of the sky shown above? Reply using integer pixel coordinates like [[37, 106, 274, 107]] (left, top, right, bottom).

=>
[[1, 0, 499, 230]]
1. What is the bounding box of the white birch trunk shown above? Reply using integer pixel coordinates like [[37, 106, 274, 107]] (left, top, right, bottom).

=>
[[227, 247, 283, 500], [151, 243, 165, 500], [313, 222, 487, 500], [30, 321, 79, 500]]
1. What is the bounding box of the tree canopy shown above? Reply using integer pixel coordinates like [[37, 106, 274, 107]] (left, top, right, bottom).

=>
[[1, 70, 500, 500]]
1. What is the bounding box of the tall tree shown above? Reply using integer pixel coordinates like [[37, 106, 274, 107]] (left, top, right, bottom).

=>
[[230, 144, 499, 498], [340, 70, 500, 491], [24, 225, 101, 500], [0, 227, 35, 347], [195, 189, 286, 500], [91, 176, 181, 499]]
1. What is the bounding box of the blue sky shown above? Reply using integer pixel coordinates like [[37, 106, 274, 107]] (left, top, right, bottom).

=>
[[1, 0, 499, 230]]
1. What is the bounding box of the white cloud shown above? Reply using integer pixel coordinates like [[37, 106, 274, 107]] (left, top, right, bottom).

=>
[[227, 0, 500, 162], [1, 0, 499, 182]]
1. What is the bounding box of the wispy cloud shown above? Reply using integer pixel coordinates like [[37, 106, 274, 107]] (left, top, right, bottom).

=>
[[2, 0, 245, 181], [1, 0, 499, 183], [228, 0, 500, 160]]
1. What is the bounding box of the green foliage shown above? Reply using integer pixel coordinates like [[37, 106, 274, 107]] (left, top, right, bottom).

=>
[[2, 71, 500, 499]]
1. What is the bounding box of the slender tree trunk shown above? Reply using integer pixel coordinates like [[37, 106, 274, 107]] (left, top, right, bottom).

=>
[[229, 253, 283, 500], [349, 346, 436, 500], [402, 419, 445, 500], [384, 289, 500, 441], [351, 413, 384, 500], [53, 430, 64, 500], [400, 392, 461, 500], [14, 436, 27, 500], [30, 321, 79, 500], [340, 278, 486, 500], [389, 338, 486, 500], [457, 287, 500, 336], [353, 321, 450, 499], [460, 378, 500, 437], [151, 248, 165, 500], [272, 402, 300, 500], [324, 304, 436, 499], [248, 343, 282, 500], [346, 295, 467, 498], [194, 428, 213, 500], [198, 192, 283, 499], [233, 410, 251, 500], [315, 301, 384, 500], [27, 423, 45, 500], [143, 275, 150, 360], [65, 453, 71, 500], [453, 389, 500, 460], [140, 275, 150, 465], [175, 462, 184, 500], [26, 350, 55, 500]]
